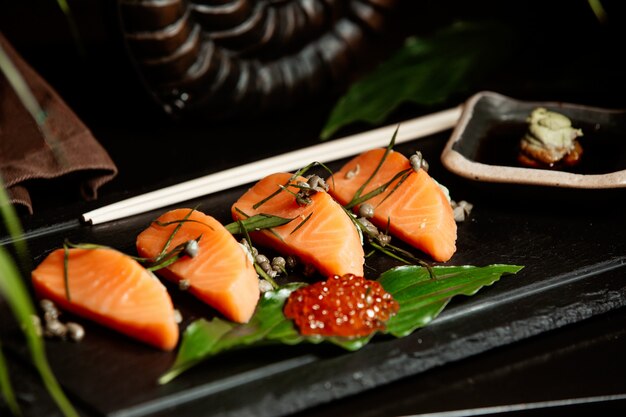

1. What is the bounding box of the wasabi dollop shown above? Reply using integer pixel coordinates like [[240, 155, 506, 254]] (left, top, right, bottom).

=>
[[518, 107, 584, 168]]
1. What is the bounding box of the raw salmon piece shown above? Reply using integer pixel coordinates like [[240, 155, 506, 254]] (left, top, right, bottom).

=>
[[136, 209, 259, 323], [329, 148, 457, 262], [31, 248, 179, 351], [231, 172, 364, 277]]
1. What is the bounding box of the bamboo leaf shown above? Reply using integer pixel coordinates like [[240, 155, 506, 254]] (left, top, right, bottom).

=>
[[160, 264, 522, 384], [320, 21, 513, 139]]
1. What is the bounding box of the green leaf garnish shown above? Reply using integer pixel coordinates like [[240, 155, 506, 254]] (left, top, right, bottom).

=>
[[160, 264, 523, 384], [380, 264, 524, 336], [158, 283, 304, 384], [320, 21, 513, 139]]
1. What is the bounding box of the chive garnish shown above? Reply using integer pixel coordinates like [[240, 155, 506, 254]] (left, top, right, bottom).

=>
[[346, 125, 398, 208], [252, 161, 335, 210], [145, 234, 203, 271], [238, 219, 253, 253], [237, 220, 278, 289], [156, 207, 196, 261], [374, 169, 412, 208], [154, 218, 214, 230], [62, 240, 118, 302], [62, 242, 71, 302], [290, 212, 313, 235], [345, 168, 412, 209], [347, 213, 434, 278], [226, 209, 289, 242], [254, 263, 278, 289]]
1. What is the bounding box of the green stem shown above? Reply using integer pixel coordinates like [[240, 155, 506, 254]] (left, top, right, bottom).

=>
[[55, 0, 86, 56], [0, 342, 20, 416], [587, 0, 608, 23], [0, 248, 79, 417], [0, 177, 78, 417], [0, 178, 29, 268]]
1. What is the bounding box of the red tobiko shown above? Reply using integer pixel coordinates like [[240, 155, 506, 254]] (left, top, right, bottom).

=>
[[284, 274, 399, 338]]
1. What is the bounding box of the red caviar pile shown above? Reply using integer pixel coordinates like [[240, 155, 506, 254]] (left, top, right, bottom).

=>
[[284, 274, 399, 338]]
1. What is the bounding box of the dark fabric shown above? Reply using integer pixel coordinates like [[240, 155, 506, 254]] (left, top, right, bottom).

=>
[[0, 32, 117, 213]]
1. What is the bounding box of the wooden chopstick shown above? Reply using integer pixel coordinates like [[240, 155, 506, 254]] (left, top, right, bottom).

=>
[[81, 106, 463, 225]]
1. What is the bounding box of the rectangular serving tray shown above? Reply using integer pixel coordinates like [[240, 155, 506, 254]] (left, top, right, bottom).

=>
[[2, 136, 626, 417]]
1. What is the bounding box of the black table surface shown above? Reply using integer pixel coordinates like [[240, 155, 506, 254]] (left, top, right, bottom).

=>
[[2, 1, 626, 416]]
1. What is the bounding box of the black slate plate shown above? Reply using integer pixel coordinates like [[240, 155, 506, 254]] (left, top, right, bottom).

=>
[[2, 135, 626, 417]]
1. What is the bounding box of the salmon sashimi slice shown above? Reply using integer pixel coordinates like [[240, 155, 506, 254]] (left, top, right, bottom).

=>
[[329, 148, 457, 262], [31, 248, 179, 350], [136, 208, 260, 323], [231, 172, 365, 277]]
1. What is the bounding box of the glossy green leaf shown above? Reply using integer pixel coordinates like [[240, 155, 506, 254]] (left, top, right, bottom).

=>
[[160, 264, 522, 384], [320, 21, 513, 139], [159, 283, 304, 384], [380, 264, 524, 337]]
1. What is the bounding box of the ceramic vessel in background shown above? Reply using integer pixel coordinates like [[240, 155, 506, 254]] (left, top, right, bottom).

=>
[[117, 0, 400, 119]]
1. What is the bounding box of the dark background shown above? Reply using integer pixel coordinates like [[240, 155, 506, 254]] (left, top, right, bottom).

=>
[[2, 1, 626, 416]]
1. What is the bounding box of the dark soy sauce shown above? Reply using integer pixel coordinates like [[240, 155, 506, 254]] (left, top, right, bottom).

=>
[[474, 121, 626, 174]]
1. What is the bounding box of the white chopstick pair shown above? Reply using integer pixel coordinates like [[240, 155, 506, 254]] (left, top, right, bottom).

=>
[[82, 106, 463, 225]]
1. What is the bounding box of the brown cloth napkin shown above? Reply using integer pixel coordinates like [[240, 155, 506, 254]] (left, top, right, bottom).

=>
[[0, 32, 117, 213]]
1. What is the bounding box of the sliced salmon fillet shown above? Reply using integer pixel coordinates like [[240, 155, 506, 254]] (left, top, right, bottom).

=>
[[329, 148, 457, 262], [136, 208, 259, 323], [31, 248, 179, 350], [231, 172, 364, 277]]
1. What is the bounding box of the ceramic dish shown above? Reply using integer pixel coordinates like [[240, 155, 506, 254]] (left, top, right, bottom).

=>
[[441, 91, 626, 189]]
